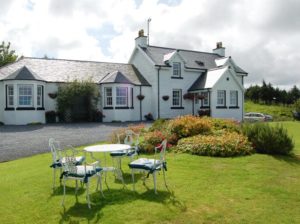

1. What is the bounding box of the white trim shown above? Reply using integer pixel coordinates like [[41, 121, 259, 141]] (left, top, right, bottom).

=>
[[116, 87, 128, 106], [104, 87, 113, 107], [172, 89, 182, 107], [17, 84, 34, 107]]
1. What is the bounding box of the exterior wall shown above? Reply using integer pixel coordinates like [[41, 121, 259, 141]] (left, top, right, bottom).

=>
[[159, 54, 201, 119], [2, 80, 47, 125], [44, 82, 59, 112], [129, 48, 158, 118], [210, 70, 243, 121], [101, 83, 145, 122], [0, 82, 4, 123]]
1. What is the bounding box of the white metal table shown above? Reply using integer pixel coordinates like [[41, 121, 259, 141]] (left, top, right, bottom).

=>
[[84, 144, 131, 188]]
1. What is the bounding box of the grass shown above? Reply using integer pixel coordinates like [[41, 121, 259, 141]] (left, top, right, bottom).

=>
[[245, 101, 294, 121], [0, 146, 300, 223]]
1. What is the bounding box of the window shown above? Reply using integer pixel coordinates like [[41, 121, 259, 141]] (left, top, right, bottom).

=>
[[18, 84, 33, 107], [7, 85, 14, 107], [116, 87, 128, 106], [37, 85, 43, 107], [202, 92, 209, 106], [104, 87, 113, 106], [217, 90, 226, 106], [173, 62, 181, 77], [230, 90, 238, 107], [172, 89, 182, 106]]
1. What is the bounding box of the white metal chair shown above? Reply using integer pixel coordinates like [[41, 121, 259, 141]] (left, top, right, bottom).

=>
[[110, 130, 140, 170], [61, 147, 103, 209], [128, 139, 168, 194], [49, 138, 85, 189]]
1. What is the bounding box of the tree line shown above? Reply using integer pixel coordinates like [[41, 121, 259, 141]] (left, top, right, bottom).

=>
[[245, 80, 300, 105]]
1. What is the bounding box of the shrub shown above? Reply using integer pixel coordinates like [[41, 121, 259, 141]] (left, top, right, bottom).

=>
[[167, 115, 212, 139], [211, 118, 241, 133], [149, 119, 168, 132], [139, 130, 166, 153], [176, 132, 254, 157], [242, 123, 294, 155]]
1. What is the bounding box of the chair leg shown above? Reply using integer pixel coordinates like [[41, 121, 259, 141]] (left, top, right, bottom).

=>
[[153, 172, 157, 194], [131, 169, 135, 191], [75, 180, 78, 195], [53, 168, 56, 189], [59, 168, 62, 185], [61, 178, 66, 206], [162, 168, 167, 188], [86, 181, 91, 209], [97, 173, 105, 197]]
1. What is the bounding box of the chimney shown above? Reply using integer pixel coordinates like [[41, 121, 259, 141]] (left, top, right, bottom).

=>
[[135, 29, 147, 48], [213, 42, 225, 57]]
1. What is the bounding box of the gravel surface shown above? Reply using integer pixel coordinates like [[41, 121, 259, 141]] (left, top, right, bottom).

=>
[[0, 122, 147, 163]]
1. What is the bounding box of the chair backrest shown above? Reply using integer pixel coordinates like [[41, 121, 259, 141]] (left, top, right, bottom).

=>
[[61, 147, 78, 174], [124, 130, 139, 145], [49, 138, 62, 163], [155, 139, 167, 163]]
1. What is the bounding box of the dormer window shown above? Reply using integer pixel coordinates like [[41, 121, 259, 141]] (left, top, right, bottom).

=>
[[173, 62, 181, 77]]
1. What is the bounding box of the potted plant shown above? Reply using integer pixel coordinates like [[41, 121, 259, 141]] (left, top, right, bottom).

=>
[[144, 113, 154, 121], [183, 93, 195, 100], [45, 111, 57, 123], [48, 93, 57, 99], [198, 109, 210, 117], [162, 95, 169, 101], [137, 94, 145, 100], [93, 110, 105, 122]]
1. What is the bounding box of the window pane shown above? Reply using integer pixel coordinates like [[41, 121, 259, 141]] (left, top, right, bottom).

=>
[[18, 85, 33, 106], [172, 89, 181, 106], [217, 90, 225, 106], [173, 62, 181, 77], [7, 85, 14, 106], [230, 91, 238, 106], [37, 86, 43, 107], [105, 87, 113, 106], [116, 87, 127, 106]]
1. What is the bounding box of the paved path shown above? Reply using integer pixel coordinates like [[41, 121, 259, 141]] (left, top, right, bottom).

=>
[[0, 122, 143, 162]]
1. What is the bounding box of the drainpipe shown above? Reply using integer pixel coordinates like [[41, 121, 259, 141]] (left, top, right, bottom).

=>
[[139, 86, 142, 121], [242, 76, 244, 122], [157, 66, 161, 119]]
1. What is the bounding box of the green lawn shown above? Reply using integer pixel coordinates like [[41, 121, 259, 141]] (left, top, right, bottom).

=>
[[245, 101, 293, 121], [0, 148, 299, 223]]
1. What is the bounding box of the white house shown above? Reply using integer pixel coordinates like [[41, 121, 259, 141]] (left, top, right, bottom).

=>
[[0, 30, 247, 125]]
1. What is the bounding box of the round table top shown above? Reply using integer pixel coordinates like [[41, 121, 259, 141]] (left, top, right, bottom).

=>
[[84, 144, 131, 152]]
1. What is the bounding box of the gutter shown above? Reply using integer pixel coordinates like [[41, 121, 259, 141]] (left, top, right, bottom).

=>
[[157, 66, 161, 119]]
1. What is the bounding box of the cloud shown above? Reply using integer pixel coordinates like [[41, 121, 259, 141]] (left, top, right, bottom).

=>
[[0, 0, 299, 88]]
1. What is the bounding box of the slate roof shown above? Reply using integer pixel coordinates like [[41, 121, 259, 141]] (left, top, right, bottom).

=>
[[100, 71, 133, 84], [2, 66, 45, 81], [142, 45, 247, 74], [0, 57, 151, 86]]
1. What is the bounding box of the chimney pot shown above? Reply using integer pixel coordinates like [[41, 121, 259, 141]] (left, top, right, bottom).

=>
[[213, 41, 225, 57]]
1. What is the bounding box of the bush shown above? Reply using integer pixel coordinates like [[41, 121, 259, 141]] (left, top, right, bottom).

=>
[[242, 123, 294, 155], [211, 118, 241, 133], [176, 132, 254, 157], [167, 115, 212, 139], [149, 119, 168, 132]]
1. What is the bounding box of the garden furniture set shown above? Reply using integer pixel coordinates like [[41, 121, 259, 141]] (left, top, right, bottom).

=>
[[49, 132, 168, 208]]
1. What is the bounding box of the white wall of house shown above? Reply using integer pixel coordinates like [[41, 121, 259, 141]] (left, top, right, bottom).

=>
[[0, 82, 4, 123], [44, 82, 58, 111], [210, 69, 243, 121], [129, 48, 158, 118], [158, 54, 202, 119], [2, 80, 47, 125]]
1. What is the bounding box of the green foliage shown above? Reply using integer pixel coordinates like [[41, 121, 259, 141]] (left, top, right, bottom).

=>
[[0, 41, 18, 67], [167, 115, 212, 139], [109, 124, 146, 144], [242, 123, 294, 155], [211, 118, 241, 133], [56, 79, 100, 121], [176, 131, 254, 157], [294, 99, 300, 113], [149, 119, 168, 132]]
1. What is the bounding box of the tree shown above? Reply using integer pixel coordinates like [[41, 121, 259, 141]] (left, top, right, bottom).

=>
[[0, 41, 18, 67]]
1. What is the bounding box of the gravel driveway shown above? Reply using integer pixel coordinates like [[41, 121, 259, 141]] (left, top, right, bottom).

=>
[[0, 122, 146, 163]]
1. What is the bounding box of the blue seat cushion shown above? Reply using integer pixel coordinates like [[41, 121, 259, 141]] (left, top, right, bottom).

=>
[[110, 150, 127, 157], [128, 158, 162, 171], [50, 156, 85, 168]]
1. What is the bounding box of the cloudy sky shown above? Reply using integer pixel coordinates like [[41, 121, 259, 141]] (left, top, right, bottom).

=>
[[0, 0, 299, 88]]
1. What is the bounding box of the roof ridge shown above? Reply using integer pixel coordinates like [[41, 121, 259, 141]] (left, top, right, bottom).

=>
[[21, 56, 132, 65], [148, 45, 221, 56]]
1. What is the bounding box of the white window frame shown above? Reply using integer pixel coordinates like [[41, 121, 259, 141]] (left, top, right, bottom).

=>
[[217, 90, 226, 106], [104, 87, 113, 107], [37, 85, 43, 107], [18, 84, 33, 107], [230, 90, 238, 107], [173, 62, 181, 77], [172, 89, 182, 107], [116, 87, 128, 107], [7, 85, 14, 107]]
